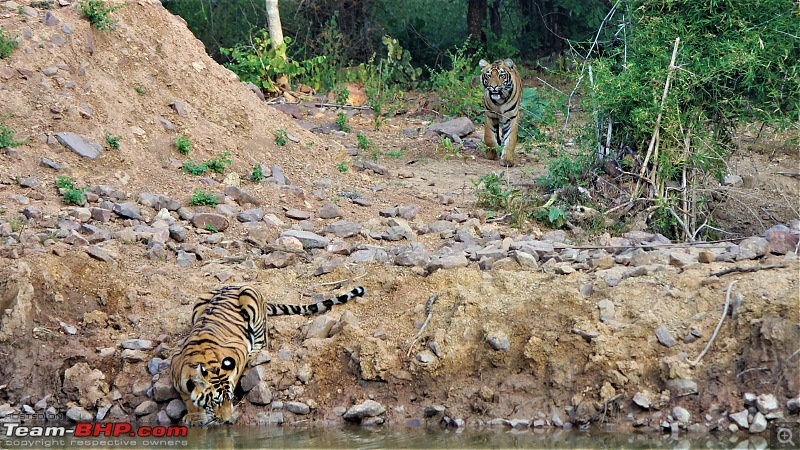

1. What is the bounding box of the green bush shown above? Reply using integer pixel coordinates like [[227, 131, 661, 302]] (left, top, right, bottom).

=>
[[537, 153, 593, 191], [56, 176, 75, 190], [77, 0, 124, 31], [220, 30, 325, 94], [275, 130, 288, 147], [356, 134, 371, 151], [0, 117, 26, 148], [190, 188, 218, 206], [0, 27, 18, 59], [335, 161, 348, 173], [182, 153, 231, 176], [427, 40, 483, 118], [250, 165, 265, 182], [63, 187, 87, 205], [105, 132, 121, 150], [174, 136, 191, 155], [336, 112, 350, 132]]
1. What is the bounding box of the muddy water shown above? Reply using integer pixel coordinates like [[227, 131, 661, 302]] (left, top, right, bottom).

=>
[[183, 426, 769, 449]]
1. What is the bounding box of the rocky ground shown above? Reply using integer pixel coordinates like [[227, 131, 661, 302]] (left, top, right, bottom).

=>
[[0, 0, 799, 439]]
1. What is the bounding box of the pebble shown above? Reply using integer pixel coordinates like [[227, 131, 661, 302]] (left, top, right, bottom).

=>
[[633, 392, 651, 409], [343, 400, 385, 421], [755, 393, 778, 414], [729, 410, 749, 428], [749, 412, 767, 433], [655, 325, 677, 347]]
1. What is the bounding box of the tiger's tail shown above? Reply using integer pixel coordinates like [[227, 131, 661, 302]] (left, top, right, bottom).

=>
[[265, 286, 365, 316]]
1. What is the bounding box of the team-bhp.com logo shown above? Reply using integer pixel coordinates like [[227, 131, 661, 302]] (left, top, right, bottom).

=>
[[3, 423, 189, 447]]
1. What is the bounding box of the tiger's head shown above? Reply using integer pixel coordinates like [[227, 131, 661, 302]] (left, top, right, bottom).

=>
[[479, 58, 518, 103], [171, 347, 242, 426]]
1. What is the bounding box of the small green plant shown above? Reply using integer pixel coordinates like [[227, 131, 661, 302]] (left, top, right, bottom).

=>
[[204, 224, 220, 233], [330, 196, 340, 205], [386, 150, 404, 158], [472, 172, 515, 211], [0, 27, 18, 59], [7, 214, 24, 233], [105, 131, 121, 150], [427, 39, 482, 118], [62, 187, 87, 205], [537, 153, 593, 191], [250, 165, 265, 182], [174, 135, 191, 155], [275, 129, 288, 147], [77, 0, 124, 31], [535, 206, 568, 228], [204, 151, 232, 174], [134, 86, 146, 95], [336, 112, 350, 132], [335, 161, 349, 173], [181, 160, 207, 176], [437, 137, 463, 160], [190, 188, 218, 206], [0, 116, 26, 148], [356, 133, 371, 151], [56, 176, 75, 190], [333, 85, 350, 105]]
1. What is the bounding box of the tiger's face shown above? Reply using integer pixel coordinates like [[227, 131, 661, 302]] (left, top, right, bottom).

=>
[[171, 350, 240, 426], [479, 58, 517, 103]]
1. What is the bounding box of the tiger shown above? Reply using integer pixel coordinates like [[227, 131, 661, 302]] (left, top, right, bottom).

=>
[[170, 285, 365, 426], [479, 58, 523, 167]]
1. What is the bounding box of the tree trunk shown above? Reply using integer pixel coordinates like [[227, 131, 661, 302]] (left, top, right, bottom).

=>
[[489, 0, 502, 39], [467, 0, 487, 50], [265, 0, 288, 90]]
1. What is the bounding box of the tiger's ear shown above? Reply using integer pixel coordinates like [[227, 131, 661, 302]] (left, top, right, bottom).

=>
[[479, 59, 489, 69], [504, 59, 515, 70]]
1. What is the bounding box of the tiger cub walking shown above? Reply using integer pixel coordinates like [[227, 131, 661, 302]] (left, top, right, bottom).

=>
[[170, 285, 365, 426], [479, 58, 522, 167]]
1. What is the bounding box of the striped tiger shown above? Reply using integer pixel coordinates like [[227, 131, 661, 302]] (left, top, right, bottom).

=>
[[479, 58, 522, 167], [170, 285, 365, 426]]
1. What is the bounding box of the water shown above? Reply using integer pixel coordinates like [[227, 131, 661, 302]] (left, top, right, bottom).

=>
[[181, 425, 768, 449]]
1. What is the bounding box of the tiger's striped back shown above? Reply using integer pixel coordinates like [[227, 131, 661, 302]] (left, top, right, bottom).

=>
[[171, 285, 365, 426], [479, 58, 522, 167]]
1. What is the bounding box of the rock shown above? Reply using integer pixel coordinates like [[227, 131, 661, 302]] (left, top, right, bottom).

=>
[[66, 406, 94, 422], [729, 410, 749, 428], [722, 174, 743, 186], [19, 176, 40, 189], [698, 250, 716, 263], [574, 401, 597, 424], [597, 299, 615, 322], [152, 376, 179, 402], [121, 339, 153, 350], [756, 394, 778, 414], [313, 259, 343, 276], [112, 202, 142, 220], [263, 251, 295, 268], [363, 161, 388, 175], [666, 379, 697, 394], [147, 357, 170, 375], [120, 349, 148, 362], [256, 412, 284, 425], [224, 185, 260, 206], [323, 221, 362, 238], [165, 399, 187, 420], [486, 332, 510, 351], [55, 132, 103, 159], [63, 362, 108, 408], [237, 208, 264, 223], [655, 325, 677, 347], [424, 405, 446, 417], [134, 400, 158, 416], [672, 406, 690, 424], [669, 251, 698, 267], [513, 250, 538, 269], [91, 207, 112, 222], [416, 350, 437, 363], [344, 400, 386, 422], [787, 395, 800, 413], [305, 315, 336, 339], [176, 250, 197, 268], [737, 237, 769, 260], [397, 203, 421, 220], [271, 165, 289, 185], [240, 366, 267, 392], [285, 209, 311, 220], [633, 392, 651, 409], [192, 213, 230, 231], [765, 226, 799, 254], [285, 401, 310, 415], [246, 382, 273, 405], [425, 117, 474, 140], [169, 101, 185, 116], [280, 230, 327, 248], [318, 203, 341, 219], [59, 321, 77, 335], [749, 412, 767, 433], [427, 254, 469, 272]]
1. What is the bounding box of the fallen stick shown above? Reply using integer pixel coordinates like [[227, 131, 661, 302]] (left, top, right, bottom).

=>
[[406, 294, 439, 357], [711, 264, 786, 277], [691, 280, 737, 366]]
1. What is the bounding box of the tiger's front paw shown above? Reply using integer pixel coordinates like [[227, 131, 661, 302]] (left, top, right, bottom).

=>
[[485, 149, 498, 161], [499, 159, 514, 167]]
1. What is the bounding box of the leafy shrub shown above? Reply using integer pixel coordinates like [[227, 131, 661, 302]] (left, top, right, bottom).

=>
[[356, 134, 371, 151], [472, 172, 516, 211], [56, 176, 75, 190], [220, 30, 325, 94], [336, 112, 350, 132], [203, 151, 232, 174], [386, 150, 404, 158], [105, 132, 121, 150], [63, 187, 87, 205], [181, 160, 207, 176], [190, 188, 218, 206], [275, 130, 288, 147], [0, 27, 18, 59], [250, 165, 265, 182], [0, 117, 26, 148], [335, 161, 348, 173], [427, 40, 483, 118], [537, 153, 593, 191], [77, 0, 124, 31], [436, 137, 464, 160], [174, 136, 191, 155], [518, 88, 559, 142]]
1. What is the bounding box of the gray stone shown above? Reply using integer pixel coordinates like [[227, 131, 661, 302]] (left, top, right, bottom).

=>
[[134, 400, 158, 416], [91, 207, 112, 222], [424, 405, 446, 417], [285, 401, 310, 415], [112, 202, 142, 220], [425, 117, 474, 140], [323, 221, 362, 238], [656, 325, 677, 347], [169, 224, 187, 242], [313, 258, 343, 276], [263, 251, 295, 268], [246, 382, 272, 405], [722, 174, 743, 186], [22, 205, 42, 221], [729, 410, 749, 428], [86, 245, 117, 264], [147, 357, 170, 375], [397, 203, 421, 220], [486, 332, 510, 351], [121, 339, 153, 350], [672, 406, 690, 424], [394, 249, 430, 267], [787, 396, 800, 413], [363, 161, 388, 175], [19, 176, 40, 189], [121, 349, 148, 362], [765, 226, 799, 254], [416, 350, 437, 363], [55, 132, 103, 159], [169, 101, 185, 116], [40, 157, 62, 171], [285, 209, 311, 220], [66, 406, 93, 422], [237, 208, 264, 223], [175, 250, 197, 268], [156, 116, 175, 131], [633, 392, 650, 409], [427, 254, 469, 272], [152, 377, 179, 402], [738, 237, 769, 260], [513, 250, 538, 269], [256, 412, 284, 425], [59, 321, 77, 335], [597, 299, 615, 323], [271, 165, 288, 185], [191, 213, 229, 231], [749, 412, 767, 433], [280, 230, 327, 248], [669, 251, 698, 267], [756, 393, 778, 414], [319, 203, 341, 219], [343, 400, 386, 422], [666, 379, 697, 394], [240, 366, 267, 392]]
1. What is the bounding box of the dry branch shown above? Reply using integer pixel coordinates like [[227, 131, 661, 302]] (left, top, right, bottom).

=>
[[711, 264, 786, 277], [691, 280, 737, 366]]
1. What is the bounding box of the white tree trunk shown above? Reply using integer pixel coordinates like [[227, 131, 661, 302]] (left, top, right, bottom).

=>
[[265, 0, 288, 89]]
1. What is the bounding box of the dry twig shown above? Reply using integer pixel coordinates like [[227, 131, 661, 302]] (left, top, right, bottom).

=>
[[406, 294, 439, 357], [691, 280, 737, 366], [711, 264, 786, 277]]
